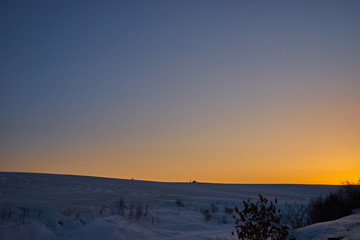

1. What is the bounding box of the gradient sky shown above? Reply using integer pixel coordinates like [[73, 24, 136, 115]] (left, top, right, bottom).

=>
[[1, 0, 359, 184]]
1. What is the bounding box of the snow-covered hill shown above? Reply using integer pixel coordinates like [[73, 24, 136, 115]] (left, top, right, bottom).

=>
[[0, 172, 338, 239]]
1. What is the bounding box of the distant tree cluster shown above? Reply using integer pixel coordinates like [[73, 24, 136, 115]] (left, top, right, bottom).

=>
[[282, 202, 309, 229], [308, 179, 360, 224]]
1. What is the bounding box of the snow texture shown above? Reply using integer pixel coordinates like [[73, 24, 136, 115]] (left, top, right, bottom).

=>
[[0, 172, 341, 239], [287, 212, 360, 240]]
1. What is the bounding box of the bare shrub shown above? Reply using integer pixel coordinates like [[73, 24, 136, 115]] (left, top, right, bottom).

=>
[[176, 199, 185, 208], [19, 208, 28, 224], [63, 208, 80, 220], [282, 202, 309, 229], [151, 212, 160, 225], [308, 192, 348, 224], [224, 205, 234, 215], [117, 198, 126, 216], [128, 201, 134, 219], [144, 203, 149, 217], [135, 202, 143, 221], [200, 208, 212, 222], [339, 179, 360, 211], [232, 194, 289, 240], [1, 204, 12, 223], [211, 203, 219, 213]]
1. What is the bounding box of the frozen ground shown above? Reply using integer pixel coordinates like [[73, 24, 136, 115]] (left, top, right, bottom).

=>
[[0, 172, 340, 239]]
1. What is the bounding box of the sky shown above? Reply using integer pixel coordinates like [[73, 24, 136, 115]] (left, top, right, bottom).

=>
[[1, 0, 359, 184]]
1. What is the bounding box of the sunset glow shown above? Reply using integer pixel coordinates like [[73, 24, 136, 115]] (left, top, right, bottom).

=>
[[1, 0, 359, 184]]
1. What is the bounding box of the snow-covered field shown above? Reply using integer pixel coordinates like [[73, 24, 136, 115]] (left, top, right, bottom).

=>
[[0, 172, 348, 239]]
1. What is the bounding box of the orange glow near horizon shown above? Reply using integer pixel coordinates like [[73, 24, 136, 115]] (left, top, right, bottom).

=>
[[2, 90, 360, 185], [2, 98, 359, 185], [3, 145, 359, 185], [1, 1, 359, 185]]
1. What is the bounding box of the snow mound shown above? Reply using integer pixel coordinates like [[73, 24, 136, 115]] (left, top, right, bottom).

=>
[[287, 213, 360, 240]]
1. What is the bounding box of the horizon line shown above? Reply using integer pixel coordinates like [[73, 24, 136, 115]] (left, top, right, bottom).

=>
[[0, 171, 341, 186]]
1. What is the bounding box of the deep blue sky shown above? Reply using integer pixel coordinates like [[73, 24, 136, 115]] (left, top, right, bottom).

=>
[[1, 1, 359, 183]]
